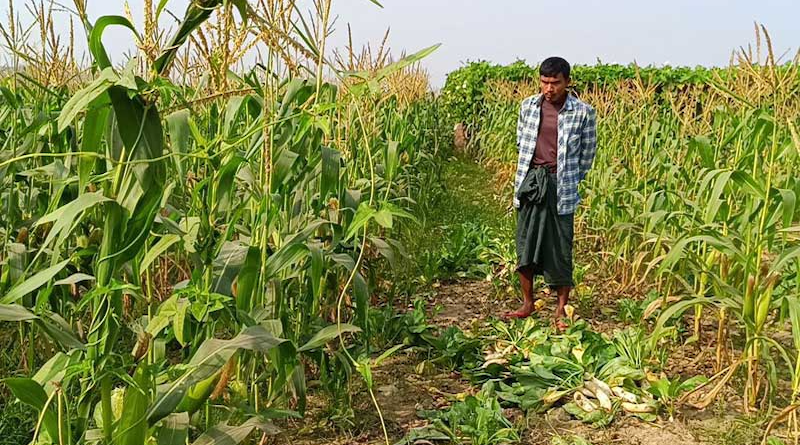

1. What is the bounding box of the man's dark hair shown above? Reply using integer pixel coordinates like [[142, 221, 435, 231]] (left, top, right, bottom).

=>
[[539, 57, 571, 79]]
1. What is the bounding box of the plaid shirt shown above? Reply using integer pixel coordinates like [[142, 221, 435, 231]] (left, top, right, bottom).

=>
[[514, 93, 597, 214]]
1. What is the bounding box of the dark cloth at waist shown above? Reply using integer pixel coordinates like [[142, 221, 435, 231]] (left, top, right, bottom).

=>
[[516, 166, 554, 206]]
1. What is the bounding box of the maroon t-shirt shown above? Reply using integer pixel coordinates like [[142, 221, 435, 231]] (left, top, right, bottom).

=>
[[532, 96, 565, 173]]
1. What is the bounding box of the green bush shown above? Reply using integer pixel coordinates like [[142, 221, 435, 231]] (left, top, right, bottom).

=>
[[439, 60, 722, 128]]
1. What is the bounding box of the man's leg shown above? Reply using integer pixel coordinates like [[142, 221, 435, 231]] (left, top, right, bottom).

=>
[[504, 266, 535, 318], [553, 211, 574, 330], [554, 285, 571, 318], [554, 285, 571, 330]]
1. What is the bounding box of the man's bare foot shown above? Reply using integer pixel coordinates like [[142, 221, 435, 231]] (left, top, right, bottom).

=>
[[503, 302, 535, 319], [553, 305, 568, 332]]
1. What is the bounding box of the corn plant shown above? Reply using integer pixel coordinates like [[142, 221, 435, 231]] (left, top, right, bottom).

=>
[[0, 0, 443, 444]]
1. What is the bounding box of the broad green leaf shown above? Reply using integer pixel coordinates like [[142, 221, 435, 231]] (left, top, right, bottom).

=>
[[17, 161, 69, 179], [345, 203, 376, 240], [54, 273, 95, 286], [38, 312, 85, 350], [89, 16, 141, 69], [787, 296, 800, 352], [174, 298, 189, 347], [730, 170, 766, 198], [229, 0, 249, 22], [310, 244, 324, 308], [704, 170, 732, 224], [291, 361, 307, 416], [115, 364, 150, 445], [213, 156, 244, 214], [278, 78, 308, 118], [394, 426, 450, 445], [6, 243, 25, 284], [678, 375, 709, 393], [108, 86, 166, 190], [779, 188, 796, 228], [235, 246, 260, 311], [373, 210, 393, 229], [689, 136, 715, 169], [3, 378, 60, 441], [148, 326, 287, 423], [320, 146, 340, 201], [79, 98, 110, 191], [374, 344, 404, 366], [264, 244, 308, 280], [348, 44, 440, 84], [0, 304, 83, 349], [385, 140, 399, 181], [223, 96, 247, 138], [141, 234, 181, 272], [271, 148, 299, 192], [147, 295, 178, 337], [192, 418, 279, 445], [35, 191, 111, 250], [155, 0, 170, 20], [381, 202, 416, 223], [652, 296, 718, 341], [263, 221, 327, 279], [0, 303, 38, 321], [0, 85, 17, 106], [354, 272, 369, 330], [107, 87, 166, 265], [166, 109, 191, 179], [33, 352, 75, 395], [175, 371, 219, 415], [369, 236, 396, 269], [1, 259, 70, 304], [154, 0, 224, 75], [57, 67, 117, 132], [156, 413, 189, 445], [298, 323, 361, 352], [771, 245, 800, 274]]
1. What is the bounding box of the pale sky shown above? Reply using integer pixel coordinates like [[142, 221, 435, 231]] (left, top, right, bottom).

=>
[[3, 0, 799, 87]]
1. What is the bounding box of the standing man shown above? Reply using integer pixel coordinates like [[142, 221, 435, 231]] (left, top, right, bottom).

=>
[[504, 57, 597, 330]]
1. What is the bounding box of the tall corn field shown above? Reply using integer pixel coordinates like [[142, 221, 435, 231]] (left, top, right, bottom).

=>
[[0, 0, 441, 443], [4, 0, 800, 443]]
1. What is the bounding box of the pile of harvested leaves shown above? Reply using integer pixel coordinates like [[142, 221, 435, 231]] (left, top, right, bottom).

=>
[[399, 315, 707, 443], [469, 318, 706, 425]]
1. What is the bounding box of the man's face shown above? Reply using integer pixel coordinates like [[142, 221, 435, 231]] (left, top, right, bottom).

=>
[[540, 73, 569, 103]]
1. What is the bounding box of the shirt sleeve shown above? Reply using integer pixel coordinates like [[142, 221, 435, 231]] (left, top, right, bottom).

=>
[[516, 99, 526, 152], [578, 107, 597, 182]]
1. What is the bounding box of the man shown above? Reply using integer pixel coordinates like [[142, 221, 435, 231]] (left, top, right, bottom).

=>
[[504, 56, 597, 330]]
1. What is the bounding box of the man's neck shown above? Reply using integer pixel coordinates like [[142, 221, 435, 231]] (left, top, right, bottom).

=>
[[544, 94, 567, 109]]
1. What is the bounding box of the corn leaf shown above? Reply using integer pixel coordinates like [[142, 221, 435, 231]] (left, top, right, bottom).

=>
[[3, 378, 60, 441], [115, 364, 151, 445], [0, 303, 38, 321], [1, 259, 70, 304], [156, 413, 189, 445], [298, 323, 361, 352], [89, 15, 141, 70], [148, 326, 287, 423], [192, 418, 279, 445]]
